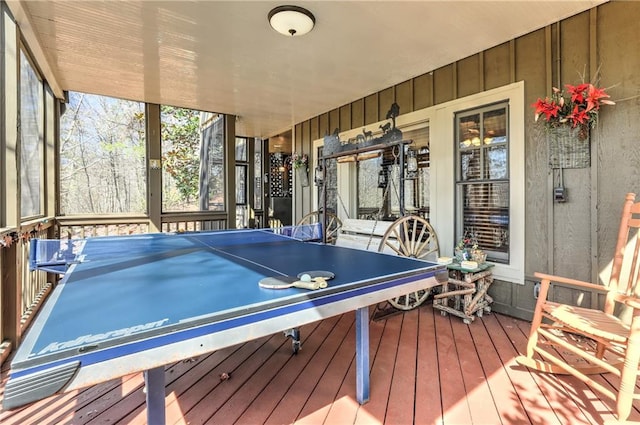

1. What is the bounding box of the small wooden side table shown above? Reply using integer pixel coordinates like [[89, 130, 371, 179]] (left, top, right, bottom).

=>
[[433, 262, 494, 324]]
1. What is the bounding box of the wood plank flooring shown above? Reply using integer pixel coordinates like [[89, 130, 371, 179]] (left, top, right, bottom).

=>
[[2, 305, 639, 424]]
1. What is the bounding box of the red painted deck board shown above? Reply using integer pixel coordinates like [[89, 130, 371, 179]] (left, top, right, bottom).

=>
[[434, 311, 473, 424], [451, 316, 502, 424], [414, 303, 442, 425], [3, 306, 640, 425]]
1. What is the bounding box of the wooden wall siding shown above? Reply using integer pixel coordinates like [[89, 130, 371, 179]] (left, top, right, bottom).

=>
[[319, 113, 330, 140], [433, 64, 455, 105], [294, 2, 640, 320], [364, 93, 378, 125], [560, 13, 591, 85], [395, 79, 413, 113], [329, 109, 340, 134], [457, 54, 482, 98], [517, 29, 550, 281], [322, 109, 338, 136], [378, 87, 395, 122], [484, 42, 512, 91], [339, 105, 351, 133], [550, 11, 593, 284], [351, 98, 364, 129], [413, 72, 434, 110], [310, 117, 319, 144], [489, 279, 537, 319], [596, 1, 640, 283]]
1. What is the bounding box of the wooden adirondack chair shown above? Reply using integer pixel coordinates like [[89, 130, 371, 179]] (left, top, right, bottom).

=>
[[517, 192, 640, 422]]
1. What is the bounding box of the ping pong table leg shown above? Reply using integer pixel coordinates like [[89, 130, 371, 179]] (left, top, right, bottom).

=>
[[144, 366, 166, 424], [355, 306, 370, 404]]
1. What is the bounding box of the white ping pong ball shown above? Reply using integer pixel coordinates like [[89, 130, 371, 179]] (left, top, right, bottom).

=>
[[300, 274, 312, 282]]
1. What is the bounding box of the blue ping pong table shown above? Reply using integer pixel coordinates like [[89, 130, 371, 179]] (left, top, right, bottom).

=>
[[3, 228, 446, 423]]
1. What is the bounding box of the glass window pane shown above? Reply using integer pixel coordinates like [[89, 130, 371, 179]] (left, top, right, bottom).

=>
[[461, 182, 509, 259], [458, 114, 480, 149], [20, 50, 43, 218], [460, 149, 481, 181], [202, 115, 225, 211], [236, 165, 246, 205], [161, 108, 225, 212], [59, 92, 146, 215], [483, 108, 507, 143], [403, 126, 430, 217], [484, 145, 507, 179], [235, 137, 247, 161], [357, 155, 384, 219]]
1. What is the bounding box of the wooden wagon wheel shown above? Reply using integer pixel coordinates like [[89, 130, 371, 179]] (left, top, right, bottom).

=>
[[378, 215, 440, 310], [292, 211, 342, 244]]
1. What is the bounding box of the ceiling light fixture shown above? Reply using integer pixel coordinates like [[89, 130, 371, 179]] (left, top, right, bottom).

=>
[[268, 5, 315, 37]]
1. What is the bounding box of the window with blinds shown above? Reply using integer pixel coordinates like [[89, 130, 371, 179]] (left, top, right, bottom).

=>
[[455, 103, 509, 263]]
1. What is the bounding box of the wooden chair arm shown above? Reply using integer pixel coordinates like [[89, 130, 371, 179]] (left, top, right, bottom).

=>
[[617, 295, 640, 310], [534, 272, 607, 292]]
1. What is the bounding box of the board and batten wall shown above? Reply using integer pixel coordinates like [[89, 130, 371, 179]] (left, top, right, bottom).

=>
[[290, 1, 640, 321]]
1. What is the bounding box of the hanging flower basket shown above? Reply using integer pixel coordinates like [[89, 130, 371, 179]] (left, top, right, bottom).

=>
[[296, 166, 309, 187], [547, 125, 590, 169], [290, 152, 309, 187], [532, 81, 614, 169]]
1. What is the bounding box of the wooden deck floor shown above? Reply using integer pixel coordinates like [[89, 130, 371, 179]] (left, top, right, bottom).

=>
[[2, 304, 640, 425]]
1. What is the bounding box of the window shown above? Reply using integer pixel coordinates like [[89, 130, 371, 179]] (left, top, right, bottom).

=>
[[356, 124, 430, 220], [20, 48, 43, 218], [235, 137, 247, 205], [357, 154, 384, 219], [390, 126, 430, 218], [161, 107, 224, 212], [59, 92, 146, 215], [235, 137, 248, 228], [455, 103, 509, 263]]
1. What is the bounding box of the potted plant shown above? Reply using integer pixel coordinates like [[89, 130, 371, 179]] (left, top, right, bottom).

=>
[[455, 233, 481, 262]]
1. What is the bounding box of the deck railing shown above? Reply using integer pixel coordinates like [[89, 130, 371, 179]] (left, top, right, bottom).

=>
[[0, 226, 17, 364], [0, 218, 55, 365], [160, 213, 228, 233], [56, 215, 152, 239], [20, 220, 56, 331], [56, 213, 229, 237]]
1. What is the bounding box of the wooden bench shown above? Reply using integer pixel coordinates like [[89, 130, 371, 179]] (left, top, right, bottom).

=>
[[334, 218, 395, 253]]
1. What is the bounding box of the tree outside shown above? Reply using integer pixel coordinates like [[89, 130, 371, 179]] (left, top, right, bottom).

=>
[[59, 92, 146, 215], [59, 93, 226, 216]]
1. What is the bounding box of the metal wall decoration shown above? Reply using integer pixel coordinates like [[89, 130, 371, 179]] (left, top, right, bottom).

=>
[[323, 102, 403, 157], [269, 153, 292, 197]]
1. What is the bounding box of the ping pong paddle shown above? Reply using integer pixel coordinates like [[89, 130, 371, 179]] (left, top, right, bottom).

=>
[[259, 275, 328, 290], [297, 270, 335, 280]]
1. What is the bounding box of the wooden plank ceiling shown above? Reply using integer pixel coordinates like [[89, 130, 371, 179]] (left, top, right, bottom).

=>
[[9, 1, 607, 137]]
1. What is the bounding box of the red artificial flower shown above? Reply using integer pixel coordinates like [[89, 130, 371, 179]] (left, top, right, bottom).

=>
[[532, 98, 560, 122], [568, 105, 589, 128], [585, 84, 615, 112], [532, 80, 614, 133], [566, 83, 590, 104]]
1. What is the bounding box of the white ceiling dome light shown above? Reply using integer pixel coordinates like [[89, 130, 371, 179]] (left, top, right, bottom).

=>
[[268, 5, 316, 37]]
